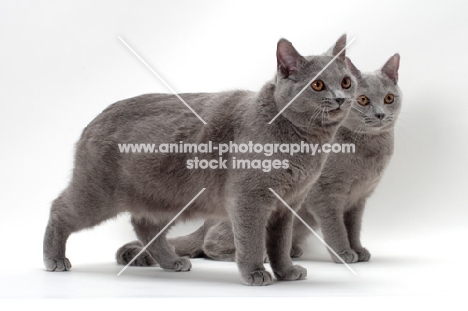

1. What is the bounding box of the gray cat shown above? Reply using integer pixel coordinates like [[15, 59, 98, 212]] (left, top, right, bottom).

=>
[[117, 53, 401, 265], [43, 35, 356, 286]]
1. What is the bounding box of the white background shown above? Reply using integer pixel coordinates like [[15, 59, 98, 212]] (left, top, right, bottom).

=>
[[1, 0, 468, 308]]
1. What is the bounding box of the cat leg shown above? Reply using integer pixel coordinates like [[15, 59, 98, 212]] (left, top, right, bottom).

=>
[[203, 220, 237, 262], [290, 208, 319, 258], [203, 220, 269, 263], [43, 189, 119, 271], [230, 195, 273, 286], [116, 216, 212, 266], [313, 200, 358, 264], [169, 219, 216, 258], [116, 241, 157, 266], [117, 219, 211, 266], [131, 216, 191, 272], [267, 209, 307, 281], [43, 196, 73, 271], [344, 198, 371, 262]]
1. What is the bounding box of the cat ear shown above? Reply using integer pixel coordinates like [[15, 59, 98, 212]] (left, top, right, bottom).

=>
[[276, 39, 305, 78], [345, 57, 361, 80], [326, 34, 347, 61], [381, 53, 400, 84]]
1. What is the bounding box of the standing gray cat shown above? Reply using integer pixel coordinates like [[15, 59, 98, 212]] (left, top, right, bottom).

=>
[[44, 35, 356, 286], [117, 54, 401, 264], [293, 54, 401, 263]]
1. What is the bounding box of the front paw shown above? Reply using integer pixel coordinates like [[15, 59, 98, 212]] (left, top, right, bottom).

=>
[[331, 249, 358, 264], [274, 265, 307, 281], [44, 257, 72, 272], [354, 247, 371, 262], [241, 270, 273, 286]]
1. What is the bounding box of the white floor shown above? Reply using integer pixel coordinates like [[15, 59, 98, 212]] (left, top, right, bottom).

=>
[[1, 222, 466, 302]]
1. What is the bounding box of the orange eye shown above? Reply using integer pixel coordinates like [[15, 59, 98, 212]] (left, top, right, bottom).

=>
[[357, 95, 369, 106], [311, 80, 325, 92], [384, 94, 394, 104], [341, 77, 351, 89]]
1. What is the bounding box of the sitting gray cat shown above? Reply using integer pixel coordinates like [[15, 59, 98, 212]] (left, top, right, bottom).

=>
[[117, 53, 401, 265], [44, 35, 356, 285]]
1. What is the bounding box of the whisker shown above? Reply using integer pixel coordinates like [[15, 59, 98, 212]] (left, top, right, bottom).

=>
[[307, 106, 322, 128]]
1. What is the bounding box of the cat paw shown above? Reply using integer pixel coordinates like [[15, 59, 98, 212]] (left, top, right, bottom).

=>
[[44, 257, 72, 271], [242, 270, 273, 286], [331, 249, 358, 264], [354, 247, 371, 262], [290, 245, 304, 258], [160, 257, 192, 272], [116, 244, 157, 266], [274, 265, 307, 281]]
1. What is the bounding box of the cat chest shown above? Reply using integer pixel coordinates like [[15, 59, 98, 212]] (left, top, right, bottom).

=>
[[346, 161, 387, 204]]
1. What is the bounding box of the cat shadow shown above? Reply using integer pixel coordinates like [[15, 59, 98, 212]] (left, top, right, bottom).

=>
[[295, 254, 333, 263], [68, 259, 241, 285], [363, 255, 434, 265], [37, 260, 381, 296], [297, 254, 432, 266]]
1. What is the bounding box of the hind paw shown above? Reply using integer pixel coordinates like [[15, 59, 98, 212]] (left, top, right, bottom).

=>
[[331, 249, 358, 263], [290, 245, 304, 258], [160, 257, 192, 272], [116, 244, 157, 266], [355, 247, 371, 262]]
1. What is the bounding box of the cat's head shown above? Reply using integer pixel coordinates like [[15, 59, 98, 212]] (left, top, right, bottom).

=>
[[274, 35, 356, 129], [344, 54, 402, 133]]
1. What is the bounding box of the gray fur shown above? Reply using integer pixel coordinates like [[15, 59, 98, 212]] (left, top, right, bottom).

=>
[[303, 53, 401, 263], [123, 54, 402, 265], [116, 240, 158, 266], [44, 35, 355, 285]]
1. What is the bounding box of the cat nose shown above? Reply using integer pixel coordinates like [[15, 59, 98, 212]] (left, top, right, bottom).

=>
[[375, 113, 385, 120], [335, 98, 345, 106]]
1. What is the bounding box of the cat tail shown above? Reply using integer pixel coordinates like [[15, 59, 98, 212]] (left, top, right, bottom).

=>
[[168, 220, 215, 258]]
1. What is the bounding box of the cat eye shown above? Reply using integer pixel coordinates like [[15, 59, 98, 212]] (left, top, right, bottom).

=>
[[357, 95, 369, 106], [341, 77, 351, 89], [311, 80, 325, 92], [384, 94, 394, 104]]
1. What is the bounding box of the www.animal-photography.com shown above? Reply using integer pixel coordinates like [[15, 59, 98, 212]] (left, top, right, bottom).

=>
[[1, 0, 467, 309]]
